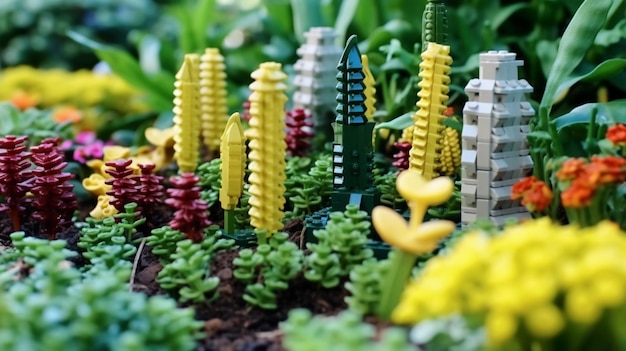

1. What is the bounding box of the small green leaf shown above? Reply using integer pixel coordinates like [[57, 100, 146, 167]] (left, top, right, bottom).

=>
[[555, 59, 626, 99], [334, 0, 360, 44], [375, 112, 413, 130], [552, 100, 626, 132]]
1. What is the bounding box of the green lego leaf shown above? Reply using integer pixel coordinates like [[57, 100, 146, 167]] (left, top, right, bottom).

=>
[[375, 111, 413, 130]]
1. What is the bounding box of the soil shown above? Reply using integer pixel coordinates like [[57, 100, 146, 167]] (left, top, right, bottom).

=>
[[0, 201, 352, 351]]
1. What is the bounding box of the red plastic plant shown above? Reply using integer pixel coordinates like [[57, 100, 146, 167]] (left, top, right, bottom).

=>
[[30, 137, 77, 239], [165, 173, 211, 242], [285, 108, 314, 157], [133, 163, 165, 219], [0, 135, 32, 231], [105, 159, 137, 212], [241, 100, 252, 122], [392, 141, 411, 172]]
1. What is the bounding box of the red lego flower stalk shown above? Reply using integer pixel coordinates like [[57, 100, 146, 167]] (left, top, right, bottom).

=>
[[392, 141, 412, 172], [0, 135, 33, 231], [165, 173, 211, 242], [241, 99, 252, 123], [30, 137, 77, 239], [133, 163, 165, 220], [285, 108, 314, 157], [105, 159, 138, 212]]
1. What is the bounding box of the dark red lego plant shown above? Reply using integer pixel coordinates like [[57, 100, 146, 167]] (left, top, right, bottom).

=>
[[0, 135, 32, 231], [105, 159, 138, 212], [285, 107, 314, 157], [165, 173, 211, 242], [30, 137, 77, 239], [392, 141, 411, 172], [133, 163, 165, 220]]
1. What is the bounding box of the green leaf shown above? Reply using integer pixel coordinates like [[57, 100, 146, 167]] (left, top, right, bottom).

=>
[[192, 0, 216, 50], [552, 100, 626, 132], [263, 0, 294, 36], [334, 0, 360, 45], [290, 0, 324, 42], [555, 59, 626, 99], [539, 0, 613, 119], [490, 3, 529, 32], [375, 112, 413, 130]]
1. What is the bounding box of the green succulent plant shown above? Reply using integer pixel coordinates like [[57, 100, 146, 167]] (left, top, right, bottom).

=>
[[0, 103, 72, 147]]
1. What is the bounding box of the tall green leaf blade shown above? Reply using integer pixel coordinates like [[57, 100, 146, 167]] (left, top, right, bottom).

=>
[[552, 100, 626, 132], [263, 0, 294, 36], [555, 58, 626, 98], [290, 0, 324, 42], [334, 0, 360, 44], [193, 0, 216, 50], [539, 0, 613, 119]]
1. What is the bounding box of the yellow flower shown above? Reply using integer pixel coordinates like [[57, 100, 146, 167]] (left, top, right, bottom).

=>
[[486, 311, 517, 345], [566, 288, 601, 324], [524, 304, 564, 339]]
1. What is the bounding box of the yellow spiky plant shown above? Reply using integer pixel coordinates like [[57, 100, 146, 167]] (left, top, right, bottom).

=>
[[408, 42, 453, 180], [199, 48, 228, 154], [173, 54, 201, 173], [246, 62, 288, 243], [220, 112, 246, 235]]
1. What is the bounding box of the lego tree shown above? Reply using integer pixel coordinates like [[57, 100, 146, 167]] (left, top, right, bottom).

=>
[[199, 48, 228, 155], [246, 62, 288, 244], [331, 35, 379, 212], [165, 173, 211, 242], [293, 27, 343, 144], [0, 135, 32, 231], [460, 50, 534, 226]]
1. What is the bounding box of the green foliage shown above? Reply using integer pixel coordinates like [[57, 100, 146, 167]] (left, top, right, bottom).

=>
[[281, 309, 418, 351], [373, 169, 407, 211], [232, 232, 303, 309], [284, 155, 333, 219], [198, 158, 222, 208], [146, 226, 185, 262], [157, 239, 220, 303], [78, 217, 137, 264], [409, 315, 486, 351], [0, 233, 202, 351], [0, 0, 163, 69], [155, 225, 233, 303], [114, 202, 147, 242], [344, 258, 387, 315], [0, 103, 72, 146], [304, 204, 374, 288], [234, 184, 252, 230]]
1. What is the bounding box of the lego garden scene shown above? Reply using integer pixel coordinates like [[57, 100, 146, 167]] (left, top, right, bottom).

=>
[[1, 0, 626, 349]]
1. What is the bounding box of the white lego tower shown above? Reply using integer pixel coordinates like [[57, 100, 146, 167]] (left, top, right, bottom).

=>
[[293, 27, 343, 141], [461, 50, 534, 226]]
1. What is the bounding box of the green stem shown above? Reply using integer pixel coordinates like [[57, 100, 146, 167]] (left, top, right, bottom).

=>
[[224, 209, 234, 235], [376, 249, 417, 320]]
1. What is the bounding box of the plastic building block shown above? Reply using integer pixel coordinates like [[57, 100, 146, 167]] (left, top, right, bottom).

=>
[[422, 0, 448, 50], [293, 27, 343, 143], [285, 108, 314, 157], [0, 135, 32, 231], [173, 54, 201, 173], [246, 62, 288, 241], [165, 173, 211, 242], [361, 54, 376, 122], [220, 112, 247, 235], [331, 35, 379, 213], [461, 50, 534, 226], [408, 42, 452, 180], [199, 48, 228, 155]]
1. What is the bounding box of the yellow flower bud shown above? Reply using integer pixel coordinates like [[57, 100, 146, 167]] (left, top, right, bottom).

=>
[[524, 304, 564, 339], [486, 311, 517, 345]]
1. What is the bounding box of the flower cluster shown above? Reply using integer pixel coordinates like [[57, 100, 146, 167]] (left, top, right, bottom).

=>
[[393, 218, 626, 349], [511, 176, 553, 213], [606, 123, 626, 146], [60, 131, 112, 164]]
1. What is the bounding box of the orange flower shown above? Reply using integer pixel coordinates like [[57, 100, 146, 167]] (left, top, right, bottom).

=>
[[606, 124, 626, 145], [555, 158, 587, 182], [511, 176, 538, 200], [9, 91, 37, 110], [589, 155, 626, 183], [521, 181, 553, 212], [443, 106, 455, 117], [560, 182, 595, 208], [52, 106, 83, 124]]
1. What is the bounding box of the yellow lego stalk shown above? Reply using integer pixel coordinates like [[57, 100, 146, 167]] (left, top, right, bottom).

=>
[[199, 48, 229, 154], [173, 54, 201, 173]]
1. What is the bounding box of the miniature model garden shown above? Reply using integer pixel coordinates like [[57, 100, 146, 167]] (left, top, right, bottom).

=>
[[1, 0, 625, 350]]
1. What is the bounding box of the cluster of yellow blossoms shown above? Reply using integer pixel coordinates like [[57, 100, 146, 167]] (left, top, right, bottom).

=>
[[393, 218, 626, 348], [0, 65, 148, 118]]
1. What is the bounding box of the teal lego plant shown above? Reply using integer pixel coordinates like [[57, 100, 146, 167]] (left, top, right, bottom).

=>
[[304, 204, 374, 288], [281, 309, 418, 351], [233, 232, 303, 309]]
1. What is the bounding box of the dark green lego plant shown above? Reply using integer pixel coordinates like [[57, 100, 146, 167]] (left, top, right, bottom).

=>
[[373, 169, 408, 211], [233, 232, 303, 309], [78, 216, 137, 263], [281, 309, 418, 351], [197, 158, 222, 208], [146, 226, 185, 262], [304, 204, 374, 288], [0, 232, 202, 351]]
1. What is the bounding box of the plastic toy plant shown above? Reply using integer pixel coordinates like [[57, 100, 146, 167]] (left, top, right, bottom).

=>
[[408, 42, 453, 180], [372, 169, 456, 319], [361, 55, 376, 122], [219, 112, 246, 235], [165, 173, 211, 242], [199, 48, 228, 156], [246, 62, 288, 244], [0, 135, 31, 231], [422, 0, 448, 50], [173, 54, 201, 173]]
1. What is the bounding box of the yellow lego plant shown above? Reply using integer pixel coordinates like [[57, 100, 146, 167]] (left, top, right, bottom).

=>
[[246, 62, 288, 244], [393, 218, 626, 350], [220, 113, 247, 235], [372, 169, 456, 319], [438, 126, 461, 176], [408, 42, 452, 180], [173, 54, 202, 173], [362, 55, 376, 122], [199, 48, 229, 155]]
